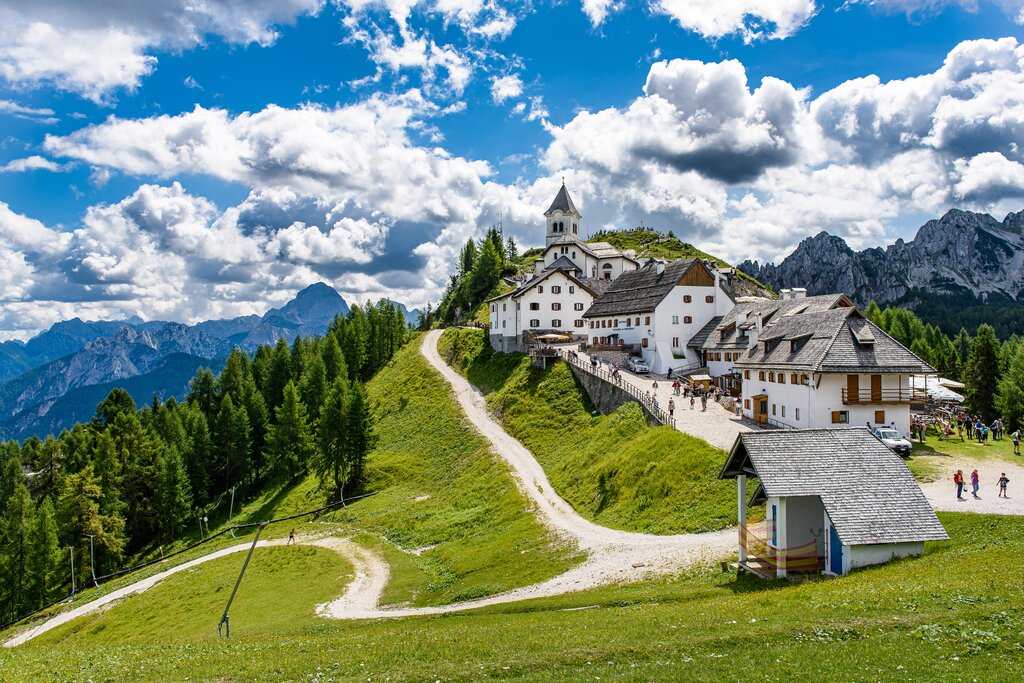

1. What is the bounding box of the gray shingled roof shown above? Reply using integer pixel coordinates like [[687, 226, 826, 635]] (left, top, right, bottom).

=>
[[697, 294, 851, 353], [545, 183, 579, 216], [543, 255, 582, 273], [732, 307, 935, 374], [688, 315, 723, 349], [582, 259, 707, 318], [485, 266, 601, 303], [721, 428, 948, 546]]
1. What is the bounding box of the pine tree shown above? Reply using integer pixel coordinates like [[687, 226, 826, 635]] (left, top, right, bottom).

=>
[[30, 435, 64, 502], [94, 388, 137, 429], [159, 446, 192, 541], [321, 333, 347, 384], [953, 328, 972, 380], [269, 381, 315, 480], [56, 464, 125, 586], [344, 382, 373, 492], [265, 338, 293, 412], [469, 237, 503, 304], [242, 380, 270, 486], [181, 404, 212, 506], [299, 353, 328, 422], [27, 498, 62, 609], [964, 324, 1002, 423], [216, 395, 250, 493], [1, 483, 34, 620], [996, 343, 1024, 431], [315, 377, 350, 500], [186, 367, 219, 422], [505, 235, 518, 262]]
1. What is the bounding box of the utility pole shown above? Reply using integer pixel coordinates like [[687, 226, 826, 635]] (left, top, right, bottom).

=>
[[86, 534, 98, 588]]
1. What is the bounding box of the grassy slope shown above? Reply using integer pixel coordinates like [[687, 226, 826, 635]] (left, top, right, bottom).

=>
[[3, 512, 1023, 681], [30, 546, 351, 647], [439, 327, 736, 534], [907, 434, 1019, 482], [588, 228, 773, 296], [4, 336, 578, 642]]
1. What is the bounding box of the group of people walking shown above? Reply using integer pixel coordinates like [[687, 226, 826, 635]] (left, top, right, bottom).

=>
[[953, 469, 1010, 500]]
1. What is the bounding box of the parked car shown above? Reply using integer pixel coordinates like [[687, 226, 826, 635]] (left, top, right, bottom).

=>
[[872, 426, 913, 457], [627, 357, 650, 374]]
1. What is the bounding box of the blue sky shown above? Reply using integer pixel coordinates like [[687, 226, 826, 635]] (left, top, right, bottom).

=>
[[0, 0, 1022, 339]]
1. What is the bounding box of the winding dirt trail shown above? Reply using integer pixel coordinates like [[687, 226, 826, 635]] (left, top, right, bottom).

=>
[[5, 331, 732, 646]]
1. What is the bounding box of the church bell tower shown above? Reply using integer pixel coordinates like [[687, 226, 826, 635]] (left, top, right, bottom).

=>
[[544, 181, 581, 247]]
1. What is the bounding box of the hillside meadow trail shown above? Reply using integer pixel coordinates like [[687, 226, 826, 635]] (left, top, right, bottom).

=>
[[5, 331, 732, 645]]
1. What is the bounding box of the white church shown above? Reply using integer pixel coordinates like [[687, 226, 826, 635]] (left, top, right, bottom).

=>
[[487, 184, 640, 353]]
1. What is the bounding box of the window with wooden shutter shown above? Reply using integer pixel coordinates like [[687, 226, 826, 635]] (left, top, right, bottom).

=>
[[875, 410, 886, 423], [642, 338, 649, 348], [831, 411, 849, 424], [744, 370, 750, 379], [759, 371, 765, 381]]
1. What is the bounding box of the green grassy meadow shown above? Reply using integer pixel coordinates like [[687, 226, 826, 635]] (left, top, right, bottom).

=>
[[3, 512, 1023, 681], [906, 431, 1021, 481], [438, 327, 736, 534]]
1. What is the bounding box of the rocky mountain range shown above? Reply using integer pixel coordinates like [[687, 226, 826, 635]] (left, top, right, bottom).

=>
[[739, 209, 1024, 337], [0, 284, 421, 439]]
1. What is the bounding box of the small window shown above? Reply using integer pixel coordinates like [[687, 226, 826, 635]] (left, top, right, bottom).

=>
[[592, 337, 598, 344], [530, 302, 540, 311], [537, 286, 543, 293], [642, 338, 649, 348], [831, 411, 849, 424], [795, 408, 800, 421], [684, 316, 693, 324], [569, 286, 575, 294], [802, 374, 809, 384], [769, 372, 775, 382], [613, 319, 619, 327], [552, 286, 561, 294], [706, 295, 714, 303], [575, 319, 584, 328], [875, 410, 886, 423], [672, 336, 680, 347], [530, 319, 540, 327], [683, 295, 692, 303], [552, 303, 561, 311], [574, 303, 584, 311], [672, 315, 679, 324], [744, 399, 751, 409], [552, 319, 562, 328], [502, 321, 506, 328], [744, 370, 750, 379], [635, 317, 640, 326], [781, 406, 786, 418], [772, 404, 776, 416], [491, 304, 496, 312], [645, 316, 651, 325], [502, 303, 506, 312], [590, 321, 595, 329], [790, 373, 798, 384], [778, 373, 786, 385], [759, 371, 766, 381]]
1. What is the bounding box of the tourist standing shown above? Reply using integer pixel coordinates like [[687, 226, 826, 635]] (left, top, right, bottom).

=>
[[954, 470, 965, 500], [668, 398, 675, 417], [971, 469, 980, 499], [998, 473, 1009, 498], [690, 395, 695, 410], [701, 394, 708, 412], [1012, 429, 1021, 455]]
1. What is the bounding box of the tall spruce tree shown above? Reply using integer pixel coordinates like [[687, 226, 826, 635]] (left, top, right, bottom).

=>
[[159, 446, 192, 541], [964, 324, 1001, 423], [57, 464, 125, 586], [27, 498, 62, 609], [315, 377, 350, 501], [269, 381, 315, 480]]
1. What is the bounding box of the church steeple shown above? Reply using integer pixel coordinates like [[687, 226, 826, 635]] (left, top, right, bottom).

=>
[[544, 181, 581, 246]]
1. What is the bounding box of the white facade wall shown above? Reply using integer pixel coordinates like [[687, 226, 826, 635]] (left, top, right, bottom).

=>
[[648, 284, 720, 373], [539, 244, 636, 281], [546, 209, 579, 245], [848, 542, 925, 570], [740, 371, 913, 436]]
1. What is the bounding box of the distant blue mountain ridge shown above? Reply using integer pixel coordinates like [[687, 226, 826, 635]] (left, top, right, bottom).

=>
[[0, 284, 421, 440]]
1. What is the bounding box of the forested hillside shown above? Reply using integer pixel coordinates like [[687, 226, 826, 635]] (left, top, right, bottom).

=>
[[0, 300, 408, 627]]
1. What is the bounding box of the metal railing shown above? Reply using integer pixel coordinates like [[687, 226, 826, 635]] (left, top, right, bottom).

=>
[[563, 352, 677, 429], [841, 388, 927, 404]]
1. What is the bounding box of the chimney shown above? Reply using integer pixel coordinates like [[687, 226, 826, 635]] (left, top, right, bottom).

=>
[[655, 261, 665, 275], [754, 312, 763, 333], [780, 288, 791, 300], [792, 287, 807, 299], [736, 311, 748, 326]]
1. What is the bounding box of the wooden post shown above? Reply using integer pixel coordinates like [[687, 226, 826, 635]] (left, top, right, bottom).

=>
[[776, 497, 788, 578], [737, 475, 747, 564]]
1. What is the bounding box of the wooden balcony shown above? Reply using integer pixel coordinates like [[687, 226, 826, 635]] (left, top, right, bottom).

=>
[[841, 388, 927, 404]]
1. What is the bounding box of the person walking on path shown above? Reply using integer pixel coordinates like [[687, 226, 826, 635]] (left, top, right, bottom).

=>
[[701, 394, 708, 412], [668, 398, 675, 418], [690, 395, 695, 410], [667, 367, 673, 380], [998, 473, 1009, 498], [971, 469, 981, 499], [954, 470, 965, 500], [652, 380, 659, 391], [1013, 429, 1021, 455], [288, 528, 297, 545]]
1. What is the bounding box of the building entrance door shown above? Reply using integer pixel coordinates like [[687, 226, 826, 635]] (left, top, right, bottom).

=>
[[754, 395, 768, 425], [846, 374, 860, 403], [829, 525, 843, 574]]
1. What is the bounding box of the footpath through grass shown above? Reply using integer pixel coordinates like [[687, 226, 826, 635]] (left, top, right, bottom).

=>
[[438, 327, 736, 534], [907, 432, 1021, 482], [3, 512, 1023, 681]]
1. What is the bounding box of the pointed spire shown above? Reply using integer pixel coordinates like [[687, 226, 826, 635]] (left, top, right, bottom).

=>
[[545, 182, 580, 216]]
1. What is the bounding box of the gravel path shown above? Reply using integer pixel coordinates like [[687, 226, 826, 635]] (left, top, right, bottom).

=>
[[4, 331, 735, 645], [572, 348, 755, 451], [919, 459, 1024, 516]]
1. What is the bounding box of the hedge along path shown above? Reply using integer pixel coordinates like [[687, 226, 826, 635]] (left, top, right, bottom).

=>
[[6, 332, 733, 644]]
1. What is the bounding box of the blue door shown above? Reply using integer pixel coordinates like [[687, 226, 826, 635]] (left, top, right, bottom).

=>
[[771, 505, 777, 546], [829, 525, 843, 574]]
